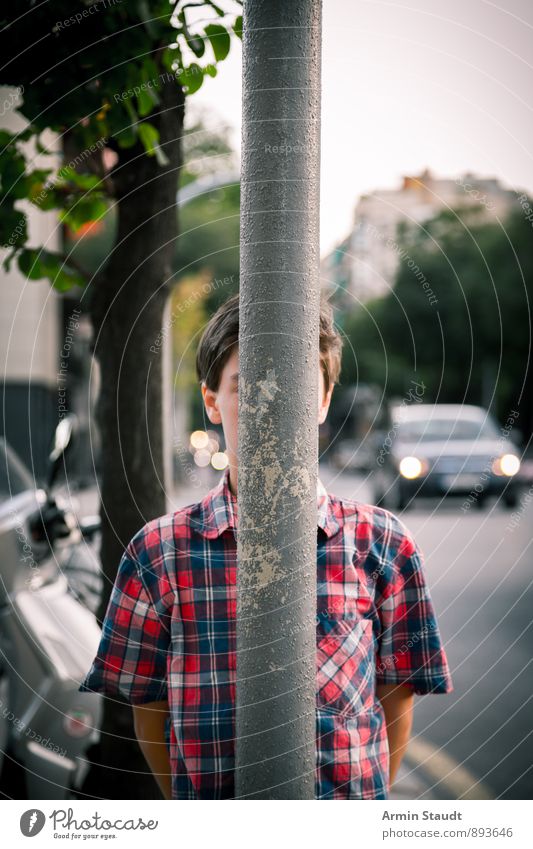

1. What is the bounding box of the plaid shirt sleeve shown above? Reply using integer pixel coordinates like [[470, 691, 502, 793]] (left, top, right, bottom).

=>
[[374, 514, 453, 695], [79, 531, 170, 705]]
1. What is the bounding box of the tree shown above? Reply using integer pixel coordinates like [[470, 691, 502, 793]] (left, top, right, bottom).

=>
[[63, 112, 240, 444], [62, 110, 239, 283], [0, 0, 241, 798], [341, 202, 533, 437]]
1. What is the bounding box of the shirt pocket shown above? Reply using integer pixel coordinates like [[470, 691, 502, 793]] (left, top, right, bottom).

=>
[[316, 615, 375, 717]]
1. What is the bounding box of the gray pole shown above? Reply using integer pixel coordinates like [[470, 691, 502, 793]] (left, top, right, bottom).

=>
[[236, 0, 322, 799]]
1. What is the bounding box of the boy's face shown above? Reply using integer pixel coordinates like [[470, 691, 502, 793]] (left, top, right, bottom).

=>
[[201, 346, 334, 479]]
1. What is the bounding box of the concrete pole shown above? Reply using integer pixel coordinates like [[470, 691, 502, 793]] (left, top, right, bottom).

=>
[[236, 0, 322, 799]]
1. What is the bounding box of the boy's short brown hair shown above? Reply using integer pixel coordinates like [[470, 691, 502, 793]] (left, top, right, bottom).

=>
[[196, 293, 343, 394]]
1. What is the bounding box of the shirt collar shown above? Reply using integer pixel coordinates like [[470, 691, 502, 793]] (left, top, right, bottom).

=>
[[196, 465, 340, 539]]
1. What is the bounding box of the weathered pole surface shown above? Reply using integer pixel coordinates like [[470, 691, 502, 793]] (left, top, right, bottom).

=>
[[236, 0, 322, 799]]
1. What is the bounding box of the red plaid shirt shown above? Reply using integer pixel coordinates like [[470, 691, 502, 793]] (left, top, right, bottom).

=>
[[80, 466, 452, 799]]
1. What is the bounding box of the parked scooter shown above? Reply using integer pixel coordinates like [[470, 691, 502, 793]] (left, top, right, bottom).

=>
[[0, 415, 103, 799]]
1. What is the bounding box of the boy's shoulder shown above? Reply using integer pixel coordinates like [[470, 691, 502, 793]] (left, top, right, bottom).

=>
[[128, 497, 210, 552], [123, 497, 214, 590], [127, 477, 232, 561], [326, 489, 420, 564]]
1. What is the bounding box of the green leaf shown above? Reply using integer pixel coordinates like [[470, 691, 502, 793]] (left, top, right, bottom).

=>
[[57, 168, 101, 191], [137, 122, 170, 165], [137, 121, 159, 154], [178, 63, 204, 95], [118, 99, 141, 147], [0, 130, 14, 149], [56, 164, 76, 182], [23, 168, 53, 205], [233, 16, 243, 39], [30, 180, 57, 210], [0, 151, 26, 196], [153, 144, 170, 167], [60, 195, 108, 231], [51, 264, 86, 292], [16, 127, 34, 143], [204, 64, 217, 78], [0, 208, 27, 249], [18, 247, 85, 290], [18, 247, 46, 280], [136, 84, 160, 118], [185, 31, 206, 58], [122, 97, 139, 127], [3, 248, 17, 272], [116, 125, 138, 148], [36, 135, 51, 155], [179, 8, 206, 57], [136, 0, 159, 39], [162, 45, 181, 73], [204, 23, 231, 62], [207, 1, 226, 15]]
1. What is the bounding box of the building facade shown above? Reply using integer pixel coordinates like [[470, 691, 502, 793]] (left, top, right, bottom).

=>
[[321, 169, 517, 307]]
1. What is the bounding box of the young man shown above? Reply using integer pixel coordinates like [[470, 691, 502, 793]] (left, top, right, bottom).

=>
[[80, 293, 452, 800]]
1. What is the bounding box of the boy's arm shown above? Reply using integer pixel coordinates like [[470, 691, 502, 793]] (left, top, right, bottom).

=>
[[132, 699, 172, 800], [376, 683, 414, 785], [374, 516, 453, 784]]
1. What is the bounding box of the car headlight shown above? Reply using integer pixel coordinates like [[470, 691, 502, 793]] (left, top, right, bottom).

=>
[[399, 456, 428, 479], [492, 454, 520, 477]]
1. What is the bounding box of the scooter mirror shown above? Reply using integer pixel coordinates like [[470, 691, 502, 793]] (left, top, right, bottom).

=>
[[47, 414, 77, 488], [79, 515, 101, 540]]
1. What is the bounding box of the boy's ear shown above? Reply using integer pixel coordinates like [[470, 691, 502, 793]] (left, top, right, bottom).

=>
[[318, 383, 334, 425], [201, 381, 222, 425]]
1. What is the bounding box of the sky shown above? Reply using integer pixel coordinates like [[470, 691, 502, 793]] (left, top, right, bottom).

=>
[[187, 0, 533, 257]]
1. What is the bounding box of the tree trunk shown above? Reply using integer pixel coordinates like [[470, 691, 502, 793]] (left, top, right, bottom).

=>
[[82, 78, 185, 800]]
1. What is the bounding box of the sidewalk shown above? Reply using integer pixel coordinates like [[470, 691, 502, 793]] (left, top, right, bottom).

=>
[[391, 756, 442, 801]]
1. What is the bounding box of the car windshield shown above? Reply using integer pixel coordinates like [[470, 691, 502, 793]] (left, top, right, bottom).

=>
[[396, 417, 499, 442]]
